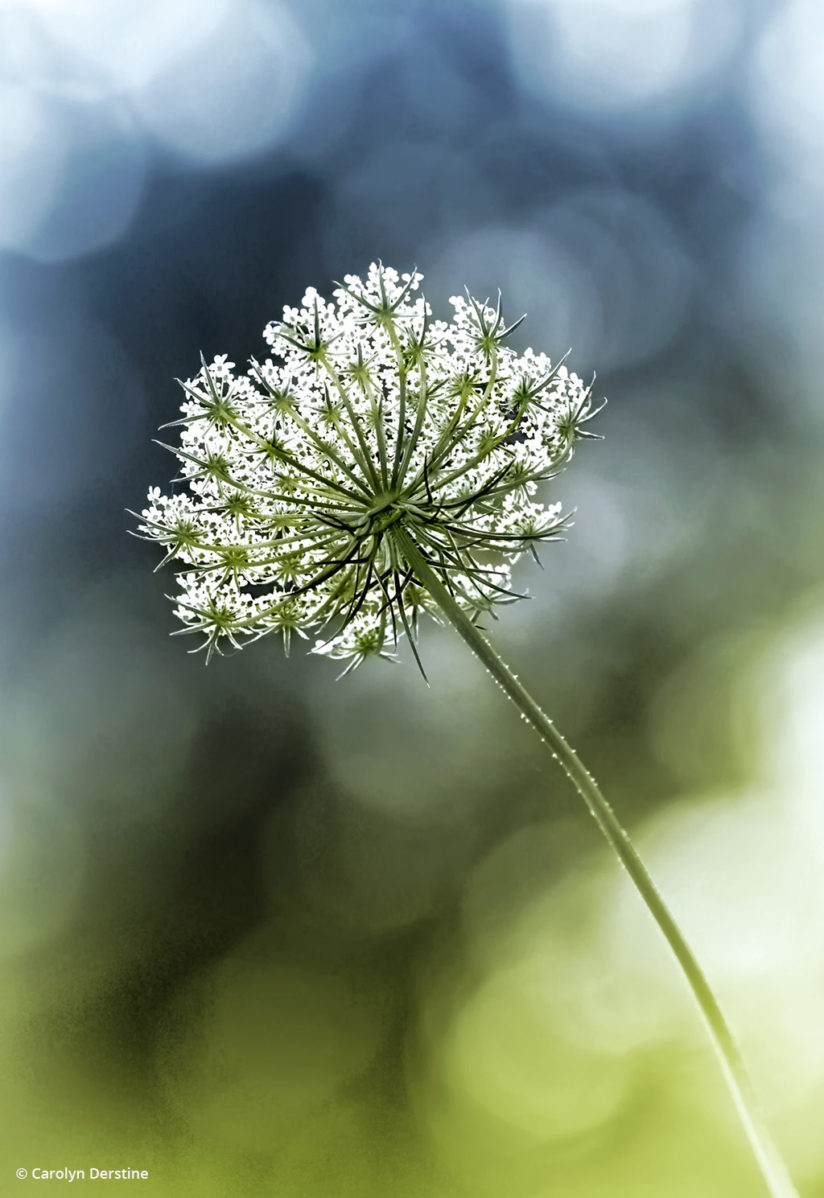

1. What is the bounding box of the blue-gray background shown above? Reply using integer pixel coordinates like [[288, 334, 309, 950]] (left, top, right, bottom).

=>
[[1, 1, 822, 1194]]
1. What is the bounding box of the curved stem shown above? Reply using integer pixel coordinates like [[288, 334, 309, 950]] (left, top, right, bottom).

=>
[[393, 526, 800, 1198]]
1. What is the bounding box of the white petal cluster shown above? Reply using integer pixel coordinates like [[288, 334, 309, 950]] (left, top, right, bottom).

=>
[[138, 264, 601, 669]]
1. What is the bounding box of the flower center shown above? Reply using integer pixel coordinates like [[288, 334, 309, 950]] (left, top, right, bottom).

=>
[[349, 490, 405, 537], [364, 490, 398, 518]]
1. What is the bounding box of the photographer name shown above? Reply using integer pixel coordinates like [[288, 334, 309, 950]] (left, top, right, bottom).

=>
[[30, 1168, 148, 1182]]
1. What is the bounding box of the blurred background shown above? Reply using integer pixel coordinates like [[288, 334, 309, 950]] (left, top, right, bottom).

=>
[[1, 0, 822, 1193]]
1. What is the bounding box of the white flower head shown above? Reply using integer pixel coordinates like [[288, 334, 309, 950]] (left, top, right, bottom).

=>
[[136, 263, 603, 671]]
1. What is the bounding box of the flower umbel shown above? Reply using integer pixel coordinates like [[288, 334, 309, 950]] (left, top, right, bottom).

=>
[[138, 264, 600, 668], [137, 266, 801, 1197]]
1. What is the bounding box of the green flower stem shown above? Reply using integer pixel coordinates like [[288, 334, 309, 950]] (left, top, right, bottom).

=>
[[394, 525, 800, 1198]]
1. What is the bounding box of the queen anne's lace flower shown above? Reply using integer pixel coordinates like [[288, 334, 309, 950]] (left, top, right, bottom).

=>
[[134, 270, 804, 1198], [137, 264, 602, 670]]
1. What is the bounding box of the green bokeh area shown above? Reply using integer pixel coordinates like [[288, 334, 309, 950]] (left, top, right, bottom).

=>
[[2, 0, 824, 1194], [2, 570, 823, 1195]]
